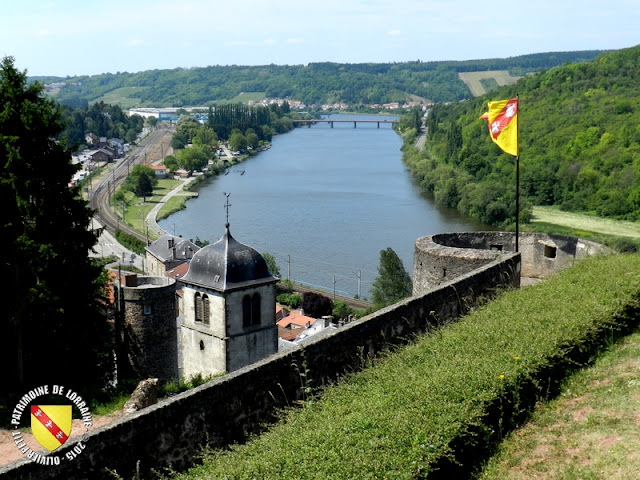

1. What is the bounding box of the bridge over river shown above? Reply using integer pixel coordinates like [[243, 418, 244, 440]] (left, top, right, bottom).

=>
[[292, 119, 396, 128]]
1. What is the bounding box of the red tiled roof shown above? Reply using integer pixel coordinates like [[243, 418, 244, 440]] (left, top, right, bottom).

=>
[[276, 309, 316, 329], [278, 325, 303, 341], [276, 305, 289, 320]]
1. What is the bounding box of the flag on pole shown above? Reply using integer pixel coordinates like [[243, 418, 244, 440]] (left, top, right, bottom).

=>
[[480, 98, 518, 156]]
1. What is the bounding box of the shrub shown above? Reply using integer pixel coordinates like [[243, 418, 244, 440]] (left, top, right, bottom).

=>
[[302, 291, 333, 318], [277, 293, 302, 309], [115, 229, 146, 254]]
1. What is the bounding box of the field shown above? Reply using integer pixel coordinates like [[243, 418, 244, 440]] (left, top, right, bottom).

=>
[[459, 71, 522, 97], [223, 91, 266, 104], [90, 86, 148, 109], [531, 206, 640, 239]]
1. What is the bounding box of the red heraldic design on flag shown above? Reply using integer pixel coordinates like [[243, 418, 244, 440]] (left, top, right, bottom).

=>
[[480, 98, 519, 156]]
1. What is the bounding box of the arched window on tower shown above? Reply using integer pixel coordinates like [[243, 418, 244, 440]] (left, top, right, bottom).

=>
[[195, 292, 203, 323], [251, 293, 261, 325], [202, 294, 210, 325], [242, 293, 261, 327], [242, 295, 251, 327]]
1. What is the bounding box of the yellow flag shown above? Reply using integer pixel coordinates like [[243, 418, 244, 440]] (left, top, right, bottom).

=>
[[480, 98, 518, 156]]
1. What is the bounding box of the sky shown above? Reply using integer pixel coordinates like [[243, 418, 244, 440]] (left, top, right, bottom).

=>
[[1, 0, 639, 77]]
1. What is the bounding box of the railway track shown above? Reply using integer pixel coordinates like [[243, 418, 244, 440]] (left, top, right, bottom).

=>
[[90, 126, 174, 241], [286, 283, 374, 310]]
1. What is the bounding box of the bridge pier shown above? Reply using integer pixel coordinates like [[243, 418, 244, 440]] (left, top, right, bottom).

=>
[[353, 121, 357, 128], [330, 121, 334, 128], [377, 122, 380, 128]]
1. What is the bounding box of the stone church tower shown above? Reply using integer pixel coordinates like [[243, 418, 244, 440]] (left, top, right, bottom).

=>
[[179, 223, 278, 379]]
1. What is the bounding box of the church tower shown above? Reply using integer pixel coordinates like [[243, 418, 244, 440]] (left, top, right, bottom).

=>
[[179, 220, 278, 380]]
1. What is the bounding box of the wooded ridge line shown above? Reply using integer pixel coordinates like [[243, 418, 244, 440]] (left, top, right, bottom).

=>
[[33, 50, 604, 108]]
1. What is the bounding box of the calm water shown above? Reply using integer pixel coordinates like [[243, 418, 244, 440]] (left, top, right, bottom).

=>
[[159, 114, 491, 298]]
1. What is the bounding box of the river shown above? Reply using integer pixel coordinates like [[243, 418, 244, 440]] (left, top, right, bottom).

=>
[[159, 114, 491, 299]]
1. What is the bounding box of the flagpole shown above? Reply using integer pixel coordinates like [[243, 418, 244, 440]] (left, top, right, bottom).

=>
[[515, 94, 520, 253]]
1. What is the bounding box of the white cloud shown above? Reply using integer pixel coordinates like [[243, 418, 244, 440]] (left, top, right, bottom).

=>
[[286, 38, 304, 45], [263, 39, 278, 45], [387, 30, 401, 36]]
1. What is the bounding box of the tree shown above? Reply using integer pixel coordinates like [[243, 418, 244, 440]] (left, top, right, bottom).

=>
[[0, 57, 113, 392], [193, 126, 218, 148], [176, 114, 201, 143], [135, 172, 154, 201], [164, 155, 179, 172], [146, 116, 158, 129], [176, 144, 210, 174], [128, 164, 158, 192], [229, 131, 248, 152], [262, 252, 280, 278], [370, 247, 413, 307], [302, 292, 333, 318]]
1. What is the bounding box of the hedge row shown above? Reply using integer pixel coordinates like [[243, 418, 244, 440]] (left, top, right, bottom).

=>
[[171, 254, 640, 479]]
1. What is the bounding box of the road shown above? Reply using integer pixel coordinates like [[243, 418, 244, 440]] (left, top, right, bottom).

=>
[[414, 127, 427, 151], [89, 219, 146, 271], [86, 125, 174, 273], [145, 176, 199, 237], [89, 125, 174, 241]]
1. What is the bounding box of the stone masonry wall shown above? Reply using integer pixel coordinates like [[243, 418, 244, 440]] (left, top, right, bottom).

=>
[[0, 254, 520, 480], [413, 232, 607, 294], [121, 276, 178, 381]]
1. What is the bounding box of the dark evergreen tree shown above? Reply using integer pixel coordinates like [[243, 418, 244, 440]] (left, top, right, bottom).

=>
[[0, 57, 114, 392], [371, 247, 413, 307], [302, 292, 333, 318], [135, 172, 153, 201]]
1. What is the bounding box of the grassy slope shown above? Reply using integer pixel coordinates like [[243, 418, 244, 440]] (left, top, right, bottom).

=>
[[458, 71, 521, 97], [166, 253, 640, 479], [479, 326, 640, 479], [90, 86, 148, 109], [531, 206, 640, 239]]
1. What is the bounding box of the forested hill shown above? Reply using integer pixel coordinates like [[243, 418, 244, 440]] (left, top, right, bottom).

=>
[[403, 45, 640, 227], [35, 50, 603, 108]]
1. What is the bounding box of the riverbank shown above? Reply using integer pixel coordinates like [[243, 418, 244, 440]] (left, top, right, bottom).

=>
[[156, 113, 484, 299]]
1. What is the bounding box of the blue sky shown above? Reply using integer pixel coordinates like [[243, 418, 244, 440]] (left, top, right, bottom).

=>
[[2, 0, 639, 77]]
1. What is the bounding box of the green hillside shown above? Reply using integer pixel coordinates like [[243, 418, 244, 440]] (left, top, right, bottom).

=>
[[403, 45, 640, 228], [37, 51, 602, 108]]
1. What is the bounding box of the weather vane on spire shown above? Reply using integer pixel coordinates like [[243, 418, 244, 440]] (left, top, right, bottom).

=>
[[223, 192, 231, 227]]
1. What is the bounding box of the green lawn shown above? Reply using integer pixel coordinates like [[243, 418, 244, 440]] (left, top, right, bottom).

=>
[[116, 178, 182, 239]]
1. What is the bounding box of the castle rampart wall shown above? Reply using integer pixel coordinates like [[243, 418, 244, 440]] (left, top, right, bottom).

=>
[[1, 251, 520, 480], [413, 232, 607, 294]]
